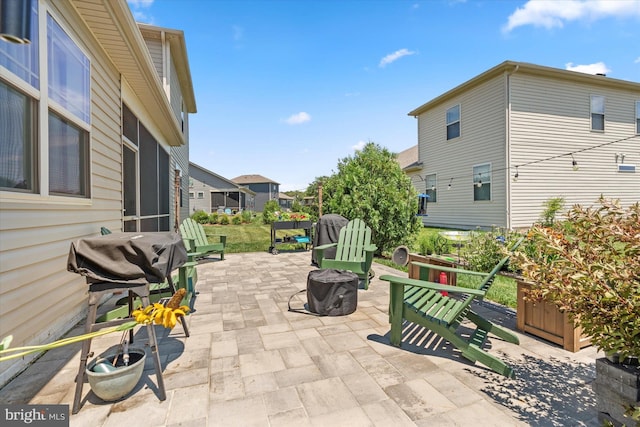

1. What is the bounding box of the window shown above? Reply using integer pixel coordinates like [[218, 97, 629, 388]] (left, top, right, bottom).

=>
[[197, 191, 204, 199], [636, 101, 639, 135], [122, 104, 170, 232], [473, 163, 491, 201], [425, 174, 437, 203], [446, 104, 460, 140], [189, 192, 194, 199], [0, 7, 91, 197], [0, 81, 37, 191], [591, 95, 605, 131]]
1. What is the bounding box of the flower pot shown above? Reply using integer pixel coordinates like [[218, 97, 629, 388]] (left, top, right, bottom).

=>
[[86, 347, 146, 402], [515, 279, 591, 352]]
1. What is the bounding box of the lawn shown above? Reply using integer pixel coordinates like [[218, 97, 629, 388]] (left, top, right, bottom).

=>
[[202, 222, 518, 309]]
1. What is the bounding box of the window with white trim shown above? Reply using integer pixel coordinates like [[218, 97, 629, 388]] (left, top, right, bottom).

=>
[[446, 104, 460, 140], [636, 101, 640, 135], [425, 173, 437, 203], [0, 5, 91, 197], [473, 163, 491, 201], [591, 95, 605, 131]]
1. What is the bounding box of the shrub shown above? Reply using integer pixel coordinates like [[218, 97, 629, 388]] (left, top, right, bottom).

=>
[[262, 200, 279, 224], [513, 198, 640, 360], [241, 210, 252, 223], [209, 212, 219, 224], [539, 196, 565, 226], [461, 227, 521, 273], [231, 214, 242, 225], [192, 210, 209, 224], [219, 214, 230, 225]]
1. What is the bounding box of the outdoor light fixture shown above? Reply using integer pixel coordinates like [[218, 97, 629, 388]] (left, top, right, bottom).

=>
[[447, 178, 453, 190], [615, 153, 626, 163], [0, 0, 32, 44], [571, 154, 579, 171], [476, 173, 483, 188], [513, 166, 519, 182]]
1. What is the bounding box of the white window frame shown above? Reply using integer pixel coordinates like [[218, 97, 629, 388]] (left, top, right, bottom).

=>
[[189, 191, 194, 199], [446, 104, 460, 140], [197, 191, 204, 199], [590, 95, 605, 132], [472, 163, 491, 202], [0, 3, 91, 199], [636, 100, 640, 135], [425, 173, 437, 203]]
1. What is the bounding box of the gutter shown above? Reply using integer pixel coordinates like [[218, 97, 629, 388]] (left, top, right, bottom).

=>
[[505, 64, 519, 230]]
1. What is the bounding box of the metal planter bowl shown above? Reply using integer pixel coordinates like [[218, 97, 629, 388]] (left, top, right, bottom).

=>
[[85, 347, 146, 402]]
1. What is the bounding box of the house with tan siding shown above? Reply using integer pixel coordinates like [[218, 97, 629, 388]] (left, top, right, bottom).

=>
[[409, 60, 640, 230], [0, 0, 196, 386]]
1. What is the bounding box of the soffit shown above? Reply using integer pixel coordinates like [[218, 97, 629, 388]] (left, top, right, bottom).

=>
[[70, 0, 185, 146]]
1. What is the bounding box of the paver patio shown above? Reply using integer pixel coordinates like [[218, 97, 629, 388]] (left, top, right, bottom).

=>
[[0, 250, 602, 426]]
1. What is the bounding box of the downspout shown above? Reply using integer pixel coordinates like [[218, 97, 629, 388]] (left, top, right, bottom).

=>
[[505, 64, 519, 230]]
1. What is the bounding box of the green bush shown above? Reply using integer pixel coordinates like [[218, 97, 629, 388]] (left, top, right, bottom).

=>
[[461, 227, 521, 273], [209, 212, 219, 224], [219, 214, 230, 225], [241, 210, 252, 223], [232, 214, 242, 225], [192, 210, 210, 224], [262, 200, 279, 224], [539, 196, 565, 226]]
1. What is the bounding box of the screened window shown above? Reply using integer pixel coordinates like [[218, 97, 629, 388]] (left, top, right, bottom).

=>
[[48, 112, 88, 196], [123, 145, 137, 216], [446, 104, 460, 140], [197, 192, 204, 199], [425, 174, 437, 203], [473, 163, 491, 201], [122, 103, 138, 145], [636, 101, 639, 134], [591, 95, 605, 131], [0, 81, 36, 191]]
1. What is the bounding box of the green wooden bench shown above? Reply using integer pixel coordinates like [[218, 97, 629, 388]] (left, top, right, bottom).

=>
[[179, 218, 226, 260], [380, 238, 523, 377], [314, 218, 377, 290]]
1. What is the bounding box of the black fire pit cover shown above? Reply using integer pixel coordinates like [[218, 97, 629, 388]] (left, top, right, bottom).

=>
[[307, 269, 358, 316]]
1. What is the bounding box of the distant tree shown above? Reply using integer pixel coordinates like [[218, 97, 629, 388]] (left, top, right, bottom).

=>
[[322, 142, 421, 254]]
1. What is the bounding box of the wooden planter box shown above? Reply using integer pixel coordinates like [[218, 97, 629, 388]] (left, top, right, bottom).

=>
[[407, 253, 460, 285], [516, 279, 591, 352]]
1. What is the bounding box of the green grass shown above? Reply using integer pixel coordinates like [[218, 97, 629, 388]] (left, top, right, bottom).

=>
[[201, 222, 517, 309]]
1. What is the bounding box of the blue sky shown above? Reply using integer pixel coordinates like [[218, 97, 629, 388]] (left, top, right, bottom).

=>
[[128, 0, 640, 191]]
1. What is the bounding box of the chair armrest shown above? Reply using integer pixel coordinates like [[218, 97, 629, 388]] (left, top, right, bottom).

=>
[[411, 261, 489, 277], [379, 274, 486, 297], [219, 235, 227, 245], [364, 244, 377, 253], [314, 243, 338, 251]]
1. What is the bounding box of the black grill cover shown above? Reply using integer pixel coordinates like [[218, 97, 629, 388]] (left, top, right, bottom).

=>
[[307, 269, 358, 316], [311, 214, 348, 266], [68, 232, 187, 285]]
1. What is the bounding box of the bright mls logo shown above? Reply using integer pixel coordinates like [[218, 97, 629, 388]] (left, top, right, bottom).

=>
[[1, 405, 68, 426]]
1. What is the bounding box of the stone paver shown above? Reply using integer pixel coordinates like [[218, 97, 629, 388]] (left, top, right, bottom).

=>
[[0, 250, 602, 426]]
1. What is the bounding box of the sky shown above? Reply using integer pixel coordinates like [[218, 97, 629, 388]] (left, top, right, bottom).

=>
[[127, 0, 640, 192]]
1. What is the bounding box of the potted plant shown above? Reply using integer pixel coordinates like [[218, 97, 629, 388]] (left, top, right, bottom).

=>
[[511, 197, 640, 426], [0, 290, 190, 402]]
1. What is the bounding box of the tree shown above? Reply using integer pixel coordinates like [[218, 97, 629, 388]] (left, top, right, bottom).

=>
[[322, 142, 421, 254]]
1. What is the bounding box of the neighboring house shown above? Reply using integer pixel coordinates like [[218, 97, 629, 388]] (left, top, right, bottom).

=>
[[278, 193, 294, 210], [189, 162, 255, 214], [396, 145, 430, 214], [0, 0, 195, 386], [409, 60, 640, 230], [231, 174, 280, 212]]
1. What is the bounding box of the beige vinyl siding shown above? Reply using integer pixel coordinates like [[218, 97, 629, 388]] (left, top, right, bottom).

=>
[[145, 38, 163, 79], [418, 75, 508, 229], [0, 0, 123, 385], [169, 59, 183, 122], [508, 73, 640, 228]]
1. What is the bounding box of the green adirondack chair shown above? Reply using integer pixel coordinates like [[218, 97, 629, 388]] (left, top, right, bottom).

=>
[[380, 237, 523, 378], [179, 218, 226, 260], [313, 218, 377, 290]]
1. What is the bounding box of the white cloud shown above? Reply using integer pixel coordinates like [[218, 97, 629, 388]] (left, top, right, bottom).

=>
[[284, 112, 311, 125], [635, 57, 640, 64], [565, 61, 611, 75], [503, 0, 640, 33], [352, 140, 367, 151], [379, 48, 416, 67], [127, 0, 154, 23]]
